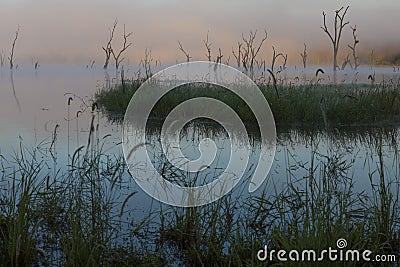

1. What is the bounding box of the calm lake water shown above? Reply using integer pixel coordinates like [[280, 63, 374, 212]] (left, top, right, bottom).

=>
[[1, 64, 400, 215]]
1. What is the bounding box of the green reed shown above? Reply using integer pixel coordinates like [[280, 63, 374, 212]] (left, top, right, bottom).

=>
[[0, 108, 399, 266], [96, 79, 400, 127]]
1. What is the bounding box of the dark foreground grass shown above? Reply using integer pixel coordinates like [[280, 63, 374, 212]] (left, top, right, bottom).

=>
[[0, 129, 399, 266], [96, 79, 400, 127]]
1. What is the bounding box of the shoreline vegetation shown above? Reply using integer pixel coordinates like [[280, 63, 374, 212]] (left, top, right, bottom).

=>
[[95, 79, 400, 128], [0, 127, 399, 265]]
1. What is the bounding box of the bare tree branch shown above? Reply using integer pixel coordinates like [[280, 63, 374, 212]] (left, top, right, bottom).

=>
[[232, 42, 242, 68], [102, 20, 117, 69], [140, 48, 153, 79], [111, 24, 133, 69], [224, 55, 230, 66], [341, 53, 352, 70], [300, 43, 307, 69], [348, 25, 359, 70], [282, 54, 288, 70], [321, 5, 350, 83], [271, 46, 283, 73], [321, 11, 334, 44], [215, 48, 223, 64], [203, 31, 212, 61], [0, 50, 5, 67], [8, 25, 20, 70], [178, 41, 191, 62], [241, 30, 268, 78]]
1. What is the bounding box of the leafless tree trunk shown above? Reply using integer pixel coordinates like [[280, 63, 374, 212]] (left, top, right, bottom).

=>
[[140, 48, 153, 79], [257, 59, 266, 76], [121, 67, 126, 93], [8, 25, 20, 70], [224, 56, 230, 66], [111, 24, 133, 69], [215, 48, 223, 64], [34, 59, 40, 70], [341, 54, 352, 70], [178, 41, 191, 62], [241, 30, 268, 78], [300, 43, 307, 69], [369, 50, 374, 70], [204, 31, 212, 61], [348, 25, 359, 70], [271, 46, 283, 73], [102, 20, 117, 69], [241, 42, 249, 73], [0, 50, 5, 67], [321, 6, 350, 84], [232, 42, 242, 68], [281, 54, 288, 71]]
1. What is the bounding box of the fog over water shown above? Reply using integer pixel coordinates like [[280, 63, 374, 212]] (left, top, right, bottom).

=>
[[0, 0, 399, 65]]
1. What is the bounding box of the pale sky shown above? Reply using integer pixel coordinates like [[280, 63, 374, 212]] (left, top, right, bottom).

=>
[[0, 0, 399, 66]]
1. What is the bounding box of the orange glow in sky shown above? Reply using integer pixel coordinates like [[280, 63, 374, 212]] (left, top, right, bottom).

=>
[[0, 0, 399, 65]]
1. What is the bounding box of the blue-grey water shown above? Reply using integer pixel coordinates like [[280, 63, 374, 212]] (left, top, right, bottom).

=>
[[1, 64, 400, 221]]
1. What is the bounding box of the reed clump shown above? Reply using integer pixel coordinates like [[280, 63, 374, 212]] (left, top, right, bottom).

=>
[[96, 80, 400, 127]]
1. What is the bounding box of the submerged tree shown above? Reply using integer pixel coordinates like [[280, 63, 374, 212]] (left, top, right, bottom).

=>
[[203, 31, 212, 61], [300, 43, 307, 69], [102, 20, 117, 69], [271, 46, 284, 73], [178, 41, 191, 62], [321, 6, 350, 84], [111, 24, 133, 69], [0, 50, 5, 67], [348, 25, 360, 70], [102, 20, 133, 69], [9, 25, 20, 70], [232, 30, 267, 79]]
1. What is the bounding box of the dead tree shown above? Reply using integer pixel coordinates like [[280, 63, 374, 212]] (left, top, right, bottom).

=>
[[300, 43, 307, 69], [141, 48, 153, 79], [232, 42, 242, 68], [241, 42, 249, 73], [0, 50, 4, 67], [224, 56, 230, 66], [178, 41, 191, 62], [111, 24, 133, 69], [341, 54, 352, 70], [241, 30, 268, 78], [34, 59, 40, 70], [348, 25, 359, 70], [256, 59, 266, 73], [271, 46, 283, 73], [203, 31, 212, 61], [9, 25, 20, 70], [321, 6, 350, 84], [369, 50, 374, 69], [282, 54, 288, 70], [215, 48, 223, 64], [102, 20, 117, 69]]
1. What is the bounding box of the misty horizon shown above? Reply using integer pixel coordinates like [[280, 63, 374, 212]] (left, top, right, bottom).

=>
[[0, 0, 399, 66]]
